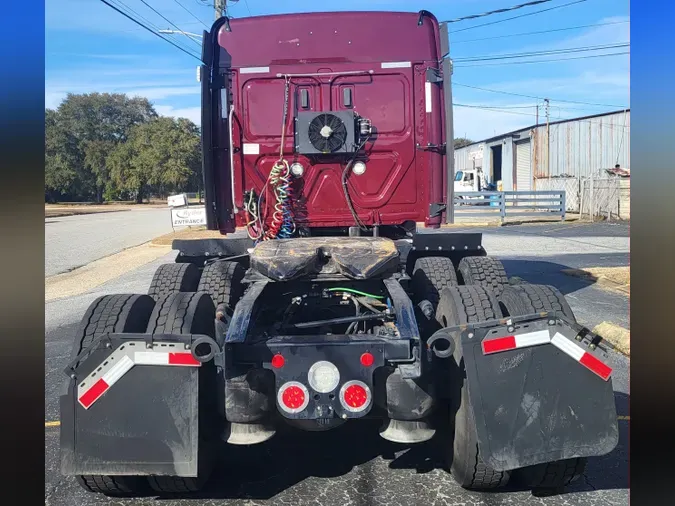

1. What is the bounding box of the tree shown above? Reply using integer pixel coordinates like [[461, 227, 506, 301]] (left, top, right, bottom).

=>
[[45, 93, 157, 202], [454, 137, 474, 149], [109, 117, 200, 203]]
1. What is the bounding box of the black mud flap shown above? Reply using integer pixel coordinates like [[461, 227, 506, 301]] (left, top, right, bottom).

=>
[[60, 333, 216, 477], [461, 318, 619, 472]]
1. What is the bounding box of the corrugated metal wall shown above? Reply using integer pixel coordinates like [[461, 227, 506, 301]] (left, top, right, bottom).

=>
[[454, 143, 487, 172], [531, 110, 630, 179]]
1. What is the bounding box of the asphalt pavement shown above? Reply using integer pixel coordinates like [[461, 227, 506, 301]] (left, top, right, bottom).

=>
[[45, 208, 173, 277], [45, 221, 629, 506]]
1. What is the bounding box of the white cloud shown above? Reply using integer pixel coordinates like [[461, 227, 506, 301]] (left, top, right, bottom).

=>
[[125, 86, 199, 100], [154, 105, 201, 125]]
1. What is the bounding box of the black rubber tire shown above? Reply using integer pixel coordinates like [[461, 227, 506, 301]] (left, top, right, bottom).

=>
[[76, 475, 148, 496], [146, 291, 216, 337], [146, 292, 216, 494], [435, 286, 510, 490], [197, 260, 246, 309], [411, 256, 458, 307], [517, 458, 587, 489], [498, 284, 575, 321], [73, 294, 156, 496], [148, 263, 201, 301], [457, 256, 508, 296], [72, 294, 156, 358]]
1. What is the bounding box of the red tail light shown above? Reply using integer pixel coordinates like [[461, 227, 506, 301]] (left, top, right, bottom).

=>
[[360, 352, 374, 367], [277, 381, 309, 413], [339, 380, 371, 413]]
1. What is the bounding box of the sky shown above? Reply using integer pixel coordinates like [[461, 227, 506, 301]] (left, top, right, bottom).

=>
[[45, 0, 630, 141]]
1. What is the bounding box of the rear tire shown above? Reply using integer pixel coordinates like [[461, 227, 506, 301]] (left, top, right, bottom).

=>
[[457, 256, 508, 296], [498, 285, 584, 489], [435, 286, 510, 490], [517, 458, 587, 489], [411, 257, 458, 307], [73, 294, 156, 496], [148, 263, 201, 301], [498, 284, 575, 321], [146, 292, 217, 494], [76, 475, 148, 496], [197, 260, 245, 310], [72, 293, 156, 359]]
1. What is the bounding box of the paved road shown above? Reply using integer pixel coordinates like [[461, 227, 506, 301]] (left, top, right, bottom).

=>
[[45, 222, 629, 506], [45, 208, 173, 277]]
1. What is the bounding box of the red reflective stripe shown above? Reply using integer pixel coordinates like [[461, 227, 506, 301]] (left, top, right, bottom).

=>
[[79, 378, 109, 408], [168, 352, 200, 366], [482, 336, 516, 354], [579, 352, 612, 380]]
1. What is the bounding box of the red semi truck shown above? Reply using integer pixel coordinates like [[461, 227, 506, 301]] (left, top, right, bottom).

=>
[[61, 10, 618, 496]]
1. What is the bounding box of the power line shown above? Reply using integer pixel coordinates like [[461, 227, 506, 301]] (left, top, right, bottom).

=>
[[137, 0, 202, 47], [449, 0, 587, 34], [453, 103, 630, 130], [450, 20, 629, 44], [454, 51, 629, 67], [442, 0, 553, 23], [172, 0, 208, 29], [242, 0, 253, 16], [453, 82, 628, 108], [454, 43, 629, 62], [98, 0, 202, 61]]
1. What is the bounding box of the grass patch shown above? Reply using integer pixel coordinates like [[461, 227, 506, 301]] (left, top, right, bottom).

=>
[[593, 321, 630, 356], [561, 266, 630, 294]]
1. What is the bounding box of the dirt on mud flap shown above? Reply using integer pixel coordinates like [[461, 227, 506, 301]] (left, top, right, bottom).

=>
[[444, 314, 619, 472], [60, 333, 218, 477]]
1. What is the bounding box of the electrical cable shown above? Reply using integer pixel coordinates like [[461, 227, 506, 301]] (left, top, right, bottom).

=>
[[172, 0, 209, 29], [448, 0, 587, 34], [98, 0, 202, 61], [342, 134, 371, 231], [453, 43, 629, 62], [454, 51, 629, 67], [137, 0, 202, 47], [450, 20, 629, 44], [328, 288, 385, 299], [442, 1, 553, 24], [453, 82, 628, 109]]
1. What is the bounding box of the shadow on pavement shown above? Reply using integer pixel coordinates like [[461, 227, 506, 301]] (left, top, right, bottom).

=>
[[152, 392, 628, 501]]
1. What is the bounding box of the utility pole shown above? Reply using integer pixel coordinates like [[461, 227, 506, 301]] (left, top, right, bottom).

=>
[[215, 0, 225, 20], [544, 98, 550, 178]]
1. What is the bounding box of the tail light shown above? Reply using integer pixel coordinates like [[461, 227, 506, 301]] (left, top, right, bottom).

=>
[[339, 380, 371, 413], [277, 381, 310, 414]]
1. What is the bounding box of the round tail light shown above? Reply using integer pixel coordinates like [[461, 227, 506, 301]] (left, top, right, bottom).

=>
[[277, 381, 309, 414], [339, 380, 371, 413], [308, 360, 340, 393]]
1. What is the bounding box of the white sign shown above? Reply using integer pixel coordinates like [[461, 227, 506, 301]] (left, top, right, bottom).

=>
[[167, 193, 188, 207], [171, 207, 207, 227], [243, 143, 260, 155]]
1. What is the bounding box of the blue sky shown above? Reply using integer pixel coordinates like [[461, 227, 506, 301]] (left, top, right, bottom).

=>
[[45, 0, 629, 140]]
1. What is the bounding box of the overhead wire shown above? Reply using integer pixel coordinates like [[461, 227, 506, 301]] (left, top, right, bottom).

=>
[[98, 0, 202, 61], [442, 1, 553, 23], [453, 82, 628, 109], [450, 20, 629, 44], [453, 43, 629, 62], [172, 0, 209, 29], [454, 51, 629, 67], [137, 0, 202, 47], [448, 0, 588, 34]]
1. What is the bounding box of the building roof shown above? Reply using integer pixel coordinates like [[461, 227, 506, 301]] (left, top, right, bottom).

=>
[[457, 108, 630, 149]]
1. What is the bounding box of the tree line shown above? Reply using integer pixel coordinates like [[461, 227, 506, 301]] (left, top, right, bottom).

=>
[[45, 93, 201, 203]]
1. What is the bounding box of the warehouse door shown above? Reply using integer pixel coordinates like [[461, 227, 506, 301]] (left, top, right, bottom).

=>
[[515, 140, 532, 191]]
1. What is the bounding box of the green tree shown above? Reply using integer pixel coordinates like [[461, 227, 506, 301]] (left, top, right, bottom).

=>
[[45, 93, 157, 202], [109, 117, 200, 203], [454, 137, 474, 149]]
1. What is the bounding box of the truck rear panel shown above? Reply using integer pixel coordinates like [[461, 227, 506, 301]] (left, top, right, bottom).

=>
[[203, 11, 449, 232]]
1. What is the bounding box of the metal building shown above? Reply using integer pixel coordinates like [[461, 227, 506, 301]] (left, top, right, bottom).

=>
[[454, 109, 630, 192]]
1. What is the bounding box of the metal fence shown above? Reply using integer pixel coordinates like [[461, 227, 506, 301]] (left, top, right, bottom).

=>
[[535, 177, 580, 212], [579, 177, 624, 220], [453, 191, 566, 223]]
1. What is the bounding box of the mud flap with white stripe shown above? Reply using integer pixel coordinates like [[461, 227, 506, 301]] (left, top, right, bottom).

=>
[[460, 317, 619, 472], [60, 333, 216, 477]]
